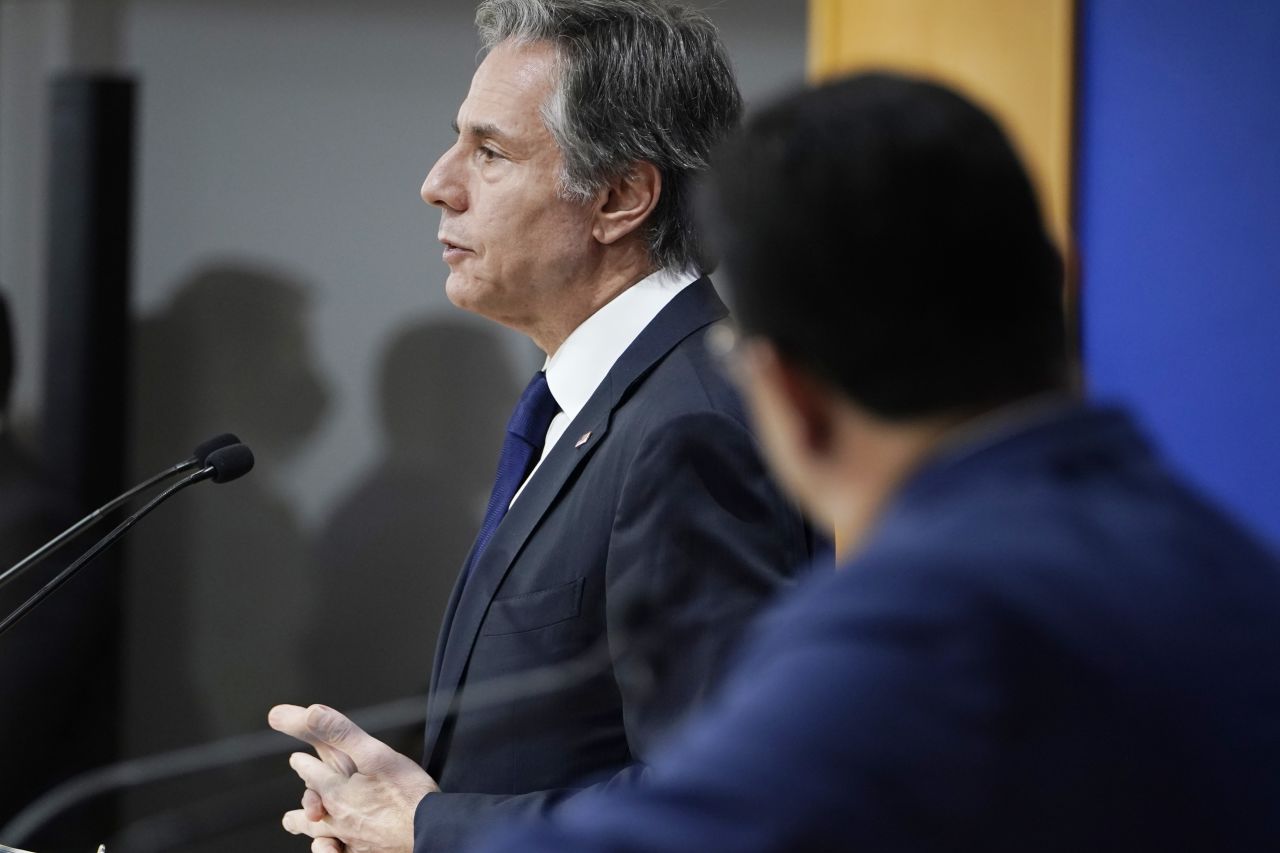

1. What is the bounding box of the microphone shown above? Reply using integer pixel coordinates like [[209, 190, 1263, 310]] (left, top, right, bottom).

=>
[[0, 433, 241, 591], [201, 443, 255, 483], [0, 443, 255, 639]]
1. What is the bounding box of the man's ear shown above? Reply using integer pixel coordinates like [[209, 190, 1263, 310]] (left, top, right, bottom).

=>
[[745, 341, 838, 460], [592, 161, 661, 246]]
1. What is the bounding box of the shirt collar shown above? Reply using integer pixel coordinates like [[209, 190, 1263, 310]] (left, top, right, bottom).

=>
[[544, 267, 699, 423]]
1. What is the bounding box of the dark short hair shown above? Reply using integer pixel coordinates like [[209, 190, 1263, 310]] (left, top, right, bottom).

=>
[[702, 73, 1068, 419], [476, 0, 743, 271]]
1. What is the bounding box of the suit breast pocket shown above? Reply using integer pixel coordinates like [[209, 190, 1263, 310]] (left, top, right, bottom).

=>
[[480, 577, 585, 636]]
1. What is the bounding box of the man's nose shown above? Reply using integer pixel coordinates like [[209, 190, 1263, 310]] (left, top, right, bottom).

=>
[[421, 145, 464, 211]]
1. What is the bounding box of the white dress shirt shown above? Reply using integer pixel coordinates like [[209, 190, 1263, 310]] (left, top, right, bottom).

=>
[[511, 266, 699, 505]]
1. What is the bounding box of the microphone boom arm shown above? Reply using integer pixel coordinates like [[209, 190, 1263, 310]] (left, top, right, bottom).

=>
[[0, 466, 216, 639], [0, 433, 240, 592], [0, 459, 193, 592]]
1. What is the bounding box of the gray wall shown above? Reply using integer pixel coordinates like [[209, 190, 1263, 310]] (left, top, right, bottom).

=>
[[0, 0, 804, 846]]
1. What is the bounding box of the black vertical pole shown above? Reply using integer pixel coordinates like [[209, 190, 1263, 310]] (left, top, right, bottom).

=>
[[43, 74, 134, 508], [36, 72, 136, 844]]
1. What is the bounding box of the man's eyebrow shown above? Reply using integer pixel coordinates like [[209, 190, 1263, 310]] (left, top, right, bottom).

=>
[[452, 119, 510, 143]]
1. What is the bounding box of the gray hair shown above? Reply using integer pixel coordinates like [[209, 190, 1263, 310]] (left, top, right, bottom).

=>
[[475, 0, 743, 271]]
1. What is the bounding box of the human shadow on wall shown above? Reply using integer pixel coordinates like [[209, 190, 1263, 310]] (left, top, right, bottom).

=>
[[302, 316, 519, 754], [126, 262, 327, 770]]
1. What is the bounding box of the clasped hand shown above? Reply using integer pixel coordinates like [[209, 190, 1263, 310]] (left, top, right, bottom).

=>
[[269, 703, 439, 853]]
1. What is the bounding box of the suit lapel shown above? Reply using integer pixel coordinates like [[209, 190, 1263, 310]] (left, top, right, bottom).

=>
[[423, 278, 728, 766]]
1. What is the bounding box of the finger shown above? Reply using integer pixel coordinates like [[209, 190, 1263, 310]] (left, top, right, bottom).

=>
[[314, 742, 358, 777], [282, 808, 328, 839], [302, 787, 327, 822], [268, 704, 312, 739], [289, 752, 345, 795], [303, 703, 396, 773], [270, 704, 358, 775], [312, 838, 344, 853]]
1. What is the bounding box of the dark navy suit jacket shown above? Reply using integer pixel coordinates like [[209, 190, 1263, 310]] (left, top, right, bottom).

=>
[[413, 279, 820, 852], [472, 403, 1280, 852]]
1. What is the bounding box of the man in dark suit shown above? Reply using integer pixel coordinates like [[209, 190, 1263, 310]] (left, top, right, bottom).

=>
[[466, 73, 1280, 852], [269, 2, 818, 851]]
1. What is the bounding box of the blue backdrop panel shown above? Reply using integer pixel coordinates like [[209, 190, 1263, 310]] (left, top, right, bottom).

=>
[[1077, 0, 1280, 546]]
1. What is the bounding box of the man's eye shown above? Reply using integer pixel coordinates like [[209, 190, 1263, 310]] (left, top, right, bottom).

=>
[[477, 145, 502, 162]]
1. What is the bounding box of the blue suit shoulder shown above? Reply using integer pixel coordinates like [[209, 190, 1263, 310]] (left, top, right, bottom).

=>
[[734, 403, 1280, 846]]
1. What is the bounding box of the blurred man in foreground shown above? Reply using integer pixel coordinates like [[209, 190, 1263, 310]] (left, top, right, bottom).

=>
[[470, 73, 1280, 852]]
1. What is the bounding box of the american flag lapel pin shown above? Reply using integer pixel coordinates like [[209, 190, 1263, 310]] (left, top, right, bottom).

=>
[[575, 431, 592, 448]]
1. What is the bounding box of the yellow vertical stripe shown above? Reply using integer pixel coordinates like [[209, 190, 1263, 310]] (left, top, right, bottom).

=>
[[808, 0, 1076, 253]]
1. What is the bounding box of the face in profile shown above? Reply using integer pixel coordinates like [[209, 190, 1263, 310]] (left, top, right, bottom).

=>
[[421, 40, 598, 340]]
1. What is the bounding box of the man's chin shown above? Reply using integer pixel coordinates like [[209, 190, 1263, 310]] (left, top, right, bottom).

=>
[[445, 275, 497, 320], [444, 274, 478, 310]]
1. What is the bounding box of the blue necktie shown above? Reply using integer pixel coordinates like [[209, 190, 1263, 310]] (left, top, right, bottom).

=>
[[464, 370, 560, 576]]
